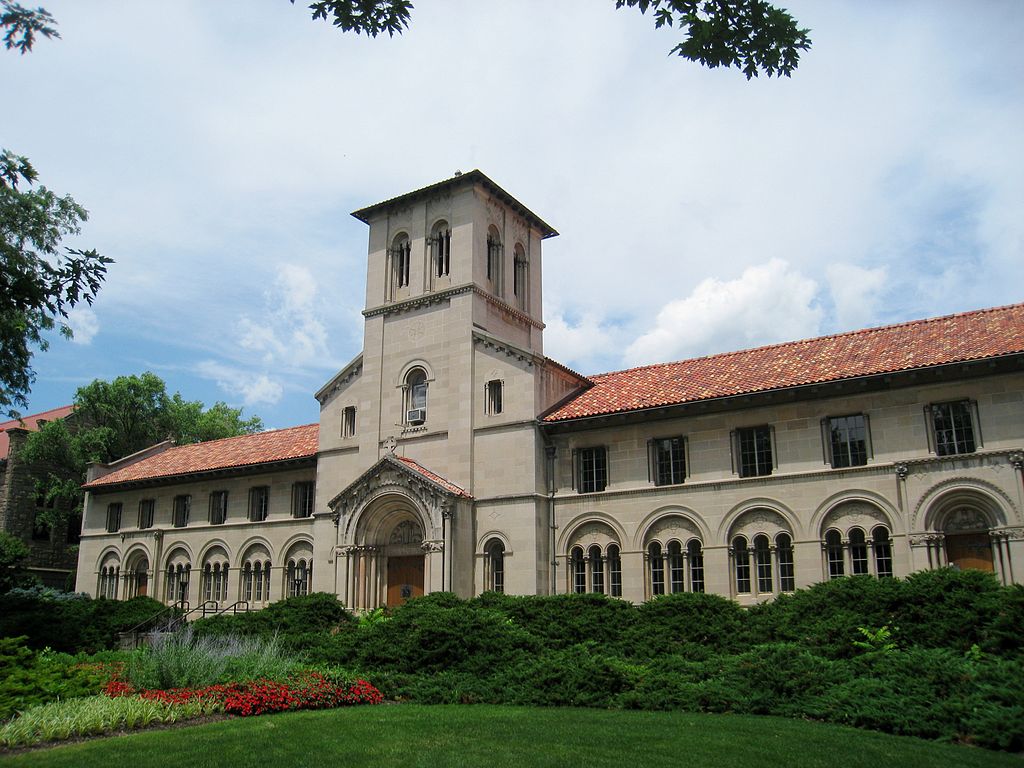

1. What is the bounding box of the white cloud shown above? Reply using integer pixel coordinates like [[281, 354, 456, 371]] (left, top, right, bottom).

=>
[[826, 263, 890, 330], [66, 307, 99, 345], [196, 361, 284, 407], [543, 301, 622, 375], [625, 259, 823, 367], [238, 264, 332, 370]]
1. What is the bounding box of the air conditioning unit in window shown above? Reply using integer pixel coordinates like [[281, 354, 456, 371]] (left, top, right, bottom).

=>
[[406, 408, 426, 425]]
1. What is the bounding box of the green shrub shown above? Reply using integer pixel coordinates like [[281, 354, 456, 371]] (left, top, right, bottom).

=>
[[626, 592, 749, 658], [493, 645, 639, 708], [472, 592, 637, 653], [0, 592, 167, 652], [0, 637, 114, 719], [354, 595, 539, 675], [192, 592, 353, 647]]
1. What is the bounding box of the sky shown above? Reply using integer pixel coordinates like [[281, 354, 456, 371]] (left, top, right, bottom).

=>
[[5, 0, 1023, 430]]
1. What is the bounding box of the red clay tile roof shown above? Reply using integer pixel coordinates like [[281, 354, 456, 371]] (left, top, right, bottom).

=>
[[396, 456, 473, 498], [543, 303, 1024, 422], [84, 424, 319, 489], [0, 405, 75, 459]]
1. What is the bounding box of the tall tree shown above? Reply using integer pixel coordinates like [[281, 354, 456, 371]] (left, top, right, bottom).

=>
[[20, 372, 264, 530], [1, 3, 110, 418], [296, 0, 811, 78]]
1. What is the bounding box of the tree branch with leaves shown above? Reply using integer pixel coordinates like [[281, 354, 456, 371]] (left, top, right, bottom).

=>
[[293, 0, 810, 78]]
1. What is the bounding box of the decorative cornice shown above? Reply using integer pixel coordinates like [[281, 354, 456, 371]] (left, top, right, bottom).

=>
[[472, 331, 540, 367], [362, 284, 473, 319], [471, 286, 545, 330], [315, 355, 364, 404]]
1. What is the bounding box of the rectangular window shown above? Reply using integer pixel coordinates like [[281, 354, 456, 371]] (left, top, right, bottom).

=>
[[105, 503, 122, 533], [138, 499, 155, 529], [825, 414, 870, 468], [342, 406, 357, 438], [209, 491, 228, 525], [485, 379, 503, 415], [249, 486, 269, 522], [293, 481, 315, 518], [173, 495, 191, 528], [575, 447, 608, 494], [928, 400, 978, 456], [650, 437, 686, 486], [733, 426, 774, 478]]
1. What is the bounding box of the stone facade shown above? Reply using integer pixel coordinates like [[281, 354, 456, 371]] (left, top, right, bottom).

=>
[[1, 412, 80, 588], [74, 172, 1024, 610]]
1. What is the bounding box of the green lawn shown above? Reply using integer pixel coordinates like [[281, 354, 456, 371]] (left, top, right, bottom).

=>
[[4, 705, 1020, 768]]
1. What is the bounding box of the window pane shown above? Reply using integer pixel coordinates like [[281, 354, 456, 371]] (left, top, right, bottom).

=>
[[738, 427, 772, 477], [826, 530, 844, 578], [579, 447, 607, 493], [932, 401, 976, 456], [688, 541, 705, 593], [829, 415, 868, 468], [873, 528, 893, 578], [777, 534, 795, 592], [655, 437, 686, 485], [649, 542, 665, 596], [608, 546, 622, 597], [734, 538, 751, 593]]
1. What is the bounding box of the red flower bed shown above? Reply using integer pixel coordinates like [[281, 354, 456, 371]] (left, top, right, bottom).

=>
[[103, 673, 383, 716]]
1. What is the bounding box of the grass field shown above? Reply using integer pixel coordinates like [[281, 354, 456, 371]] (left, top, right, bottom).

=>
[[4, 705, 1020, 768]]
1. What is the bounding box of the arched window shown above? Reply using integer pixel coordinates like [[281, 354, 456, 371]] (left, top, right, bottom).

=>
[[872, 526, 893, 578], [98, 561, 120, 600], [733, 536, 751, 594], [165, 563, 190, 605], [405, 368, 428, 424], [668, 541, 684, 593], [849, 528, 869, 575], [243, 557, 272, 604], [287, 558, 312, 597], [431, 220, 451, 278], [687, 540, 705, 593], [754, 534, 773, 593], [570, 546, 586, 594], [825, 529, 845, 579], [648, 541, 665, 596], [486, 226, 503, 296], [589, 545, 604, 594], [513, 243, 528, 312], [607, 544, 622, 597], [776, 533, 795, 592], [391, 233, 411, 289], [484, 539, 505, 593]]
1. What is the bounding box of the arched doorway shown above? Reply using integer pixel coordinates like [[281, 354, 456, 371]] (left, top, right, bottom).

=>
[[942, 507, 994, 572], [385, 519, 424, 606], [125, 552, 150, 598]]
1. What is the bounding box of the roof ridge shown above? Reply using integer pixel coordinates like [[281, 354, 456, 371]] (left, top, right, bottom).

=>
[[591, 302, 1024, 379]]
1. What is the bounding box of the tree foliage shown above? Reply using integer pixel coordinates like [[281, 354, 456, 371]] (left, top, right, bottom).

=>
[[20, 372, 263, 528], [294, 0, 810, 78], [2, 7, 110, 418], [0, 1, 58, 54]]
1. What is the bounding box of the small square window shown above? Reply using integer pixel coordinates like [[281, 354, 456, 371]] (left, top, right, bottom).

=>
[[249, 486, 269, 522], [575, 447, 608, 493], [733, 426, 774, 478], [824, 414, 870, 468], [138, 499, 155, 529], [173, 495, 191, 528], [928, 400, 978, 456], [209, 491, 228, 525], [485, 380, 503, 415], [293, 481, 315, 518], [650, 437, 686, 485], [106, 502, 123, 533], [342, 406, 357, 438]]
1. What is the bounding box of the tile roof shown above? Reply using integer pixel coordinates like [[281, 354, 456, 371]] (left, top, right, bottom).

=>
[[84, 424, 319, 489], [543, 303, 1024, 423], [0, 405, 75, 459], [396, 456, 473, 498]]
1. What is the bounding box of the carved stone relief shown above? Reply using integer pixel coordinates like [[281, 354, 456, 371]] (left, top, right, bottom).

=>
[[822, 502, 889, 535], [646, 516, 699, 544], [730, 509, 790, 539], [941, 507, 991, 532], [389, 520, 424, 545], [569, 522, 618, 548]]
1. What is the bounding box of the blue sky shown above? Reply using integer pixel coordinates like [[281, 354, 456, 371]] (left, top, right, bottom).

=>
[[6, 0, 1023, 430]]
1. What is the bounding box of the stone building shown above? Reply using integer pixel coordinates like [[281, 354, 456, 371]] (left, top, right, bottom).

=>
[[74, 171, 1024, 610], [1, 406, 79, 588]]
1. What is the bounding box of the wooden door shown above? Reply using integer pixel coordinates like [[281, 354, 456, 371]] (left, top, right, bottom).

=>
[[387, 555, 424, 607], [945, 533, 994, 572]]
